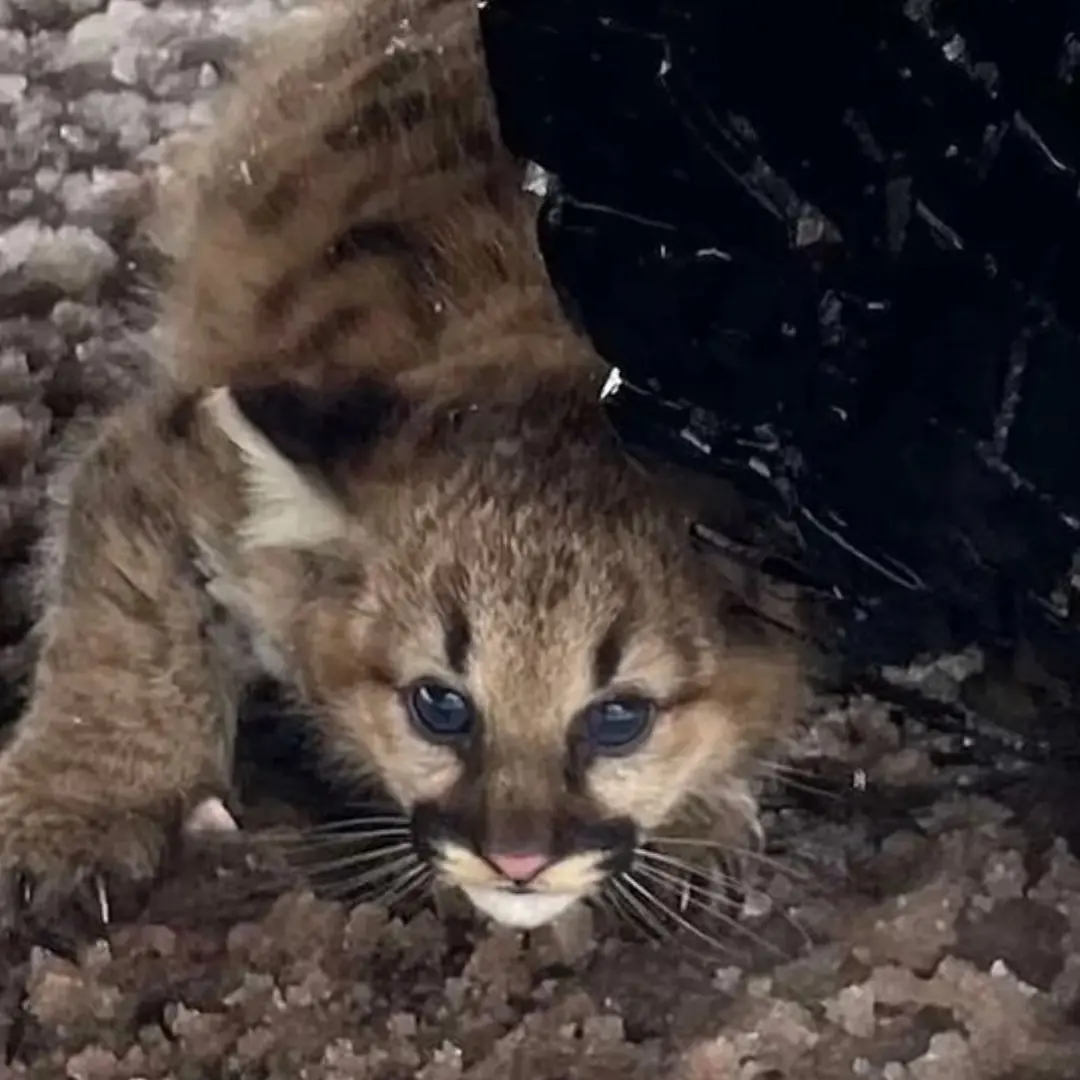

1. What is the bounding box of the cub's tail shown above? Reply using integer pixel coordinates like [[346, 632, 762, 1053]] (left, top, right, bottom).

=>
[[151, 0, 550, 391]]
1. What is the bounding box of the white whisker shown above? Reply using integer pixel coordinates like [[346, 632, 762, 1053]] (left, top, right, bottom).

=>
[[316, 852, 422, 902], [625, 869, 795, 961], [648, 835, 809, 881], [608, 876, 671, 944], [634, 858, 740, 913], [630, 866, 794, 960], [634, 846, 736, 886]]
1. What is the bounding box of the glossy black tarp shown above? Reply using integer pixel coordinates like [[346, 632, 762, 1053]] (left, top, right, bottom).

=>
[[480, 0, 1080, 682]]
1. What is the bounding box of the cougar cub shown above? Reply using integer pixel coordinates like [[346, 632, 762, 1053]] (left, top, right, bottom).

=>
[[0, 0, 801, 936]]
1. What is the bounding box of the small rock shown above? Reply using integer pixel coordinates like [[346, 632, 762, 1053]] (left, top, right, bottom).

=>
[[0, 29, 27, 69], [982, 849, 1026, 901], [283, 966, 334, 1008], [418, 1041, 464, 1080], [70, 91, 153, 154], [35, 166, 64, 195], [0, 348, 31, 395], [343, 902, 389, 961], [581, 1014, 625, 1044], [58, 168, 141, 232], [0, 219, 117, 296], [0, 73, 27, 104], [824, 982, 877, 1039], [25, 953, 97, 1028], [65, 1046, 118, 1080], [110, 42, 142, 84], [60, 0, 145, 69], [388, 1011, 419, 1039], [234, 1025, 277, 1065], [51, 299, 102, 338], [908, 1031, 978, 1080]]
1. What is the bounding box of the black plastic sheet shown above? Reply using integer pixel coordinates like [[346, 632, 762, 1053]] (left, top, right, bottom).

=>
[[480, 0, 1080, 678]]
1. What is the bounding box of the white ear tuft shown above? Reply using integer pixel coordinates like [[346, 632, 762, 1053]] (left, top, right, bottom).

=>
[[203, 386, 350, 551]]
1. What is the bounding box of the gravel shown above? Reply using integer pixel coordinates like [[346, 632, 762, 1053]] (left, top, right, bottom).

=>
[[2, 0, 1080, 1076]]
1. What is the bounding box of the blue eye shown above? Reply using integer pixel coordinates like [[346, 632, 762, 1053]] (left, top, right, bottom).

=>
[[584, 696, 656, 755], [407, 680, 475, 742]]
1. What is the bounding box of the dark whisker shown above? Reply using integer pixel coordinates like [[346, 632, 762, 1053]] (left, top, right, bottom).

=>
[[278, 816, 412, 834], [245, 826, 414, 851], [373, 863, 432, 910], [291, 841, 415, 877]]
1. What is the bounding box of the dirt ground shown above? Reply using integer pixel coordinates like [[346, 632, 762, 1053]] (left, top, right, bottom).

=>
[[3, 0, 1080, 1076]]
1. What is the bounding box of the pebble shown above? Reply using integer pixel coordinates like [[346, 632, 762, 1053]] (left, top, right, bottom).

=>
[[57, 167, 141, 231], [0, 218, 117, 294], [59, 0, 149, 69], [0, 72, 27, 103], [65, 1046, 119, 1080]]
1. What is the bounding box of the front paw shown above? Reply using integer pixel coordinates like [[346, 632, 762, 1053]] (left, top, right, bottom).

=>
[[0, 788, 174, 950]]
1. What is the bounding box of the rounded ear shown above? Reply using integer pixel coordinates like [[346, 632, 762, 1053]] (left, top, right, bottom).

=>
[[204, 377, 410, 552]]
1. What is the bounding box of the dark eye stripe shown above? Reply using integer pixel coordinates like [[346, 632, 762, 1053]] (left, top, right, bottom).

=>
[[442, 602, 471, 675], [433, 567, 471, 675], [592, 615, 628, 690]]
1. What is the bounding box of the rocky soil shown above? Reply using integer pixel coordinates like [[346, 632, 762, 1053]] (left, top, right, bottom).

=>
[[3, 0, 1080, 1077]]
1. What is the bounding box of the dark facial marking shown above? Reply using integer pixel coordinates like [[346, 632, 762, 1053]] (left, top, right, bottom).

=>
[[430, 563, 472, 675], [571, 815, 637, 874], [442, 602, 471, 676], [592, 613, 628, 691], [230, 376, 409, 476], [160, 391, 199, 442], [301, 303, 369, 359]]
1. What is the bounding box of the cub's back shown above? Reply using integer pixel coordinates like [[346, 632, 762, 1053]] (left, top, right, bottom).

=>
[[154, 0, 564, 394]]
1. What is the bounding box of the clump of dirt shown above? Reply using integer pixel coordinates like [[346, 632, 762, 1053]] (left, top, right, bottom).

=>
[[3, 694, 1080, 1079]]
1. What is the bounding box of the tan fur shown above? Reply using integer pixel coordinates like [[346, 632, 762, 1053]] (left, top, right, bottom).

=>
[[0, 0, 803, 933]]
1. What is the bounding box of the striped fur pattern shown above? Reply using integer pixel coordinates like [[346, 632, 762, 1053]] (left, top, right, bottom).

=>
[[157, 0, 562, 392], [0, 0, 802, 941]]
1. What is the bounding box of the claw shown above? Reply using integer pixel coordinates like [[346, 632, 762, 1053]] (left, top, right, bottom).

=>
[[95, 877, 111, 926], [183, 796, 239, 837]]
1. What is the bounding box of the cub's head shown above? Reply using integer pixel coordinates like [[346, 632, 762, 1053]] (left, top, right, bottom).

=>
[[207, 368, 800, 930]]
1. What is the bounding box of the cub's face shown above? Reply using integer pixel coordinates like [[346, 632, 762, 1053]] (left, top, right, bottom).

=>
[[212, 377, 798, 930], [310, 472, 795, 930]]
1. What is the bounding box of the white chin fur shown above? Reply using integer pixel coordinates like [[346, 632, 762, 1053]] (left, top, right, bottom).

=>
[[462, 887, 580, 930]]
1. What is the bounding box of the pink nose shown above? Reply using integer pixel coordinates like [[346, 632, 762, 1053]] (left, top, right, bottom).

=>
[[488, 851, 550, 883]]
